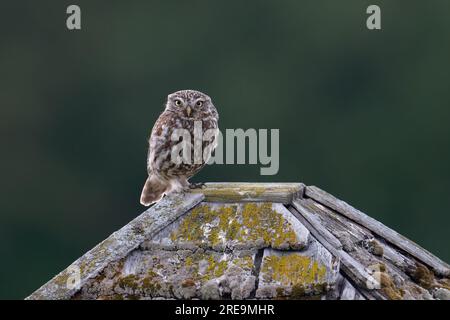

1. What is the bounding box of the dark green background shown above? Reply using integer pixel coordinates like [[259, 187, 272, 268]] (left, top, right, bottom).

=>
[[1, 1, 449, 299]]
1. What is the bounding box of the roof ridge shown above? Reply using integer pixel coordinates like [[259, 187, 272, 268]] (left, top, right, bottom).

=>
[[304, 185, 450, 277]]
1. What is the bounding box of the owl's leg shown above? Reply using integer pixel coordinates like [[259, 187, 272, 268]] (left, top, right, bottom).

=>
[[177, 178, 205, 190], [173, 178, 191, 191], [188, 182, 206, 189]]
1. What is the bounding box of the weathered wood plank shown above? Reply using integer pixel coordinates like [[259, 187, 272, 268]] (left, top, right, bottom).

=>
[[292, 198, 440, 300], [291, 200, 343, 250], [143, 202, 310, 251], [381, 240, 417, 271], [300, 199, 373, 250], [329, 274, 380, 300], [297, 195, 429, 282], [358, 287, 387, 300], [338, 250, 380, 291], [340, 277, 366, 300], [26, 192, 204, 300], [272, 203, 310, 249], [288, 204, 378, 290], [305, 185, 450, 277], [190, 182, 304, 203], [256, 241, 340, 298]]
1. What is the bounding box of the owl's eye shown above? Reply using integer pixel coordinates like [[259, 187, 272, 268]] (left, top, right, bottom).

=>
[[196, 100, 204, 107], [175, 99, 182, 106]]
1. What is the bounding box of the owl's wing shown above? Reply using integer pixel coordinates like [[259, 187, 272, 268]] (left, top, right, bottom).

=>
[[202, 127, 219, 165], [147, 112, 177, 174]]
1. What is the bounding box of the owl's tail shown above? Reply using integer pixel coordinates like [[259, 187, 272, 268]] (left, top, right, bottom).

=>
[[140, 175, 169, 206]]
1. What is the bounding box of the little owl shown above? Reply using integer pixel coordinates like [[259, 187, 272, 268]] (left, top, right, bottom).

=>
[[140, 90, 219, 206]]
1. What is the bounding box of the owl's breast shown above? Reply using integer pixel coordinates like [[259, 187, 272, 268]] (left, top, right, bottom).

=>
[[147, 111, 218, 178]]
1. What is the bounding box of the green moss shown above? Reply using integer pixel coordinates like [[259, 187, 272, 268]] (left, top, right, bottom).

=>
[[368, 240, 384, 257], [140, 268, 162, 295], [290, 284, 306, 299], [437, 278, 450, 291], [408, 263, 435, 289], [380, 272, 404, 300], [276, 287, 285, 297], [142, 276, 162, 295], [117, 274, 139, 291]]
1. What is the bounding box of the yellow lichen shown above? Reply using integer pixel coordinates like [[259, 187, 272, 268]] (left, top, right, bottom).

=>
[[214, 260, 228, 277], [169, 203, 300, 248], [185, 257, 193, 267], [147, 270, 157, 279], [261, 254, 327, 287], [126, 250, 252, 296], [202, 255, 229, 279], [236, 256, 254, 269]]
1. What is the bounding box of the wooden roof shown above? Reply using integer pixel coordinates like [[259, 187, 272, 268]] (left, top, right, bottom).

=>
[[27, 183, 450, 300]]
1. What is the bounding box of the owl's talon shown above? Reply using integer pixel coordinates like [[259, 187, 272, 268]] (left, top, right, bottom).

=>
[[189, 182, 206, 189]]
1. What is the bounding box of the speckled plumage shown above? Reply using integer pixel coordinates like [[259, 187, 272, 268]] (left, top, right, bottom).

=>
[[140, 90, 219, 206]]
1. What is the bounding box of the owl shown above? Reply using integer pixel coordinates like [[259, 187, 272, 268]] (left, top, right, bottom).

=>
[[140, 90, 219, 206]]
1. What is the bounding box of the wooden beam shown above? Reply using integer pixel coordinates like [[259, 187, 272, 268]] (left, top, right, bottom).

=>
[[288, 203, 379, 291], [305, 185, 450, 277], [291, 199, 343, 250], [191, 182, 304, 203]]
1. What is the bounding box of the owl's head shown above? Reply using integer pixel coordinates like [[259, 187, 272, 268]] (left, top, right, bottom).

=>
[[165, 89, 218, 119]]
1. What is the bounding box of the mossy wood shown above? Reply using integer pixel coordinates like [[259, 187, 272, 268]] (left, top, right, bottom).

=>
[[190, 182, 304, 203], [306, 186, 450, 277], [27, 183, 450, 300]]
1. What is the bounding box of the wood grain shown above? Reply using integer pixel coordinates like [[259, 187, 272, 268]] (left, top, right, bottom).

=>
[[305, 185, 450, 277], [190, 182, 304, 203]]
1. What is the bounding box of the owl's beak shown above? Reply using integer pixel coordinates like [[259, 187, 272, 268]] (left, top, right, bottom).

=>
[[186, 106, 192, 117]]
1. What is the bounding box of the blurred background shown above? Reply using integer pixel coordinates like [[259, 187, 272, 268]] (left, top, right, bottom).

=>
[[1, 0, 449, 299]]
